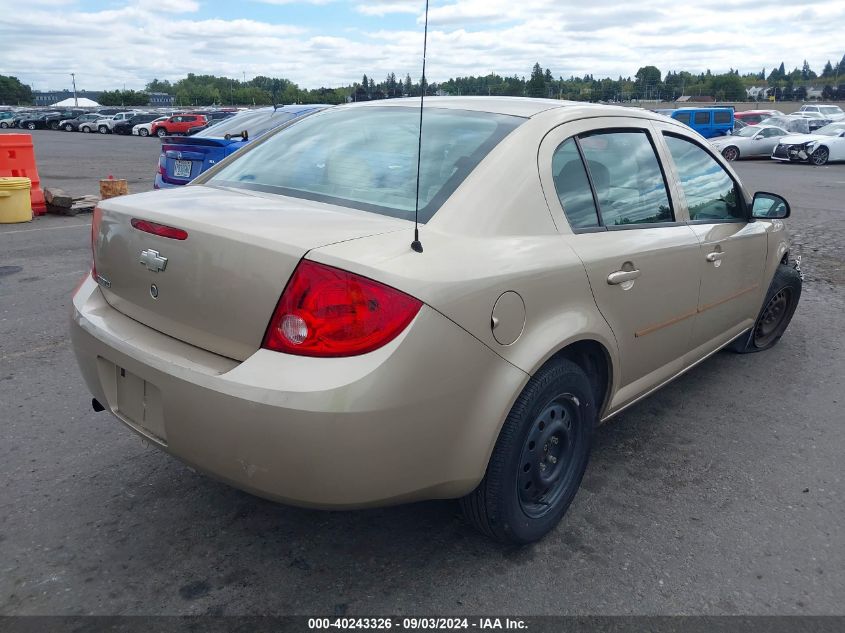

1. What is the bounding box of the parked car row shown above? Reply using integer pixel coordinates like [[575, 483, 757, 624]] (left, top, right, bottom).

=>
[[154, 105, 329, 188], [710, 120, 845, 165]]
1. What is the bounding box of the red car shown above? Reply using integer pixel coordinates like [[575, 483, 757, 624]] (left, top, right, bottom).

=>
[[151, 114, 208, 138], [734, 109, 782, 125]]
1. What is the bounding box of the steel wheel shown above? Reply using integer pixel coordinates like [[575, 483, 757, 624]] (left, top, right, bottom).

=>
[[811, 147, 829, 166], [517, 394, 584, 519], [26, 122, 36, 130], [64, 124, 73, 131], [753, 287, 792, 348], [722, 146, 739, 161]]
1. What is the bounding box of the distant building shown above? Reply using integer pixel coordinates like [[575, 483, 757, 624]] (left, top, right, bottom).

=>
[[746, 86, 770, 100], [148, 92, 174, 107], [676, 95, 715, 103], [33, 89, 103, 106], [33, 89, 174, 107]]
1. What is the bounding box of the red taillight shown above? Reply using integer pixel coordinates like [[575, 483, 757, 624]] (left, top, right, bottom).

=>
[[131, 218, 188, 240], [262, 260, 422, 357]]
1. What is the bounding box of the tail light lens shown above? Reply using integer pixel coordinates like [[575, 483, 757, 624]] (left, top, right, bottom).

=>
[[262, 260, 422, 357]]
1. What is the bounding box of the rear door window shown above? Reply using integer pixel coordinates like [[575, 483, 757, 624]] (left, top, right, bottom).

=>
[[694, 111, 710, 125], [576, 130, 673, 227], [663, 134, 745, 222], [674, 112, 691, 124]]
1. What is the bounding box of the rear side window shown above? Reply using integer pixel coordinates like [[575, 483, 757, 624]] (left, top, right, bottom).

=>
[[664, 134, 744, 221], [209, 107, 523, 223], [694, 111, 710, 124], [576, 130, 673, 226], [198, 109, 299, 139], [674, 112, 691, 124], [714, 111, 731, 124], [551, 139, 600, 229]]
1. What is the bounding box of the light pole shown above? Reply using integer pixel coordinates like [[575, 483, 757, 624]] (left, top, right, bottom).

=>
[[71, 72, 78, 107]]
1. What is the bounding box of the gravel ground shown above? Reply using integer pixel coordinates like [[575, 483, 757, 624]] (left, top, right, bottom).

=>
[[0, 131, 843, 616]]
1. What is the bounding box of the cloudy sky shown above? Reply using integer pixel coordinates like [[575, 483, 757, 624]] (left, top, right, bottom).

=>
[[1, 0, 843, 91]]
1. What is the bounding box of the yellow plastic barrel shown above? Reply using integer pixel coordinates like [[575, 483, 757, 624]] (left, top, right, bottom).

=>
[[0, 177, 33, 223]]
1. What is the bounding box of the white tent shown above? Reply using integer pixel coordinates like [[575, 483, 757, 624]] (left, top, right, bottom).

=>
[[51, 97, 100, 107]]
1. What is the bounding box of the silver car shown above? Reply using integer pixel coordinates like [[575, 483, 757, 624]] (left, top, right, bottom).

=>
[[710, 125, 789, 161]]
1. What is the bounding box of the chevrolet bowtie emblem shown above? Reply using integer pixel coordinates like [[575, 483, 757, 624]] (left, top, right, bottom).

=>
[[140, 249, 168, 273]]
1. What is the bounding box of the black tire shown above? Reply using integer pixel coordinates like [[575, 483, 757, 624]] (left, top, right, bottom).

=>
[[25, 122, 36, 130], [81, 125, 91, 133], [460, 358, 595, 544], [64, 124, 73, 132], [139, 128, 150, 137], [0, 122, 8, 129], [722, 146, 740, 161], [810, 146, 829, 166], [729, 263, 801, 353], [49, 121, 59, 130], [156, 127, 168, 137], [98, 125, 109, 134]]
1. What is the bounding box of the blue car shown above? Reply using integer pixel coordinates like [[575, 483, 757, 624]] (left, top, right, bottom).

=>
[[154, 104, 330, 189], [663, 107, 734, 139]]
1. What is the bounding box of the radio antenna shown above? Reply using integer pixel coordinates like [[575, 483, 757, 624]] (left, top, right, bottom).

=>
[[410, 0, 430, 254]]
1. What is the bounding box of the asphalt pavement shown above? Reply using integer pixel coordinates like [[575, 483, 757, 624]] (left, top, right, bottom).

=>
[[0, 130, 843, 616]]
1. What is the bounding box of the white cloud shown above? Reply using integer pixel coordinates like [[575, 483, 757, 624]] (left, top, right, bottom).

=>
[[1, 0, 843, 92]]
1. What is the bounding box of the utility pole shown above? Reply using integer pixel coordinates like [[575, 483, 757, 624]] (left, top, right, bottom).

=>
[[242, 71, 246, 84], [71, 73, 78, 107]]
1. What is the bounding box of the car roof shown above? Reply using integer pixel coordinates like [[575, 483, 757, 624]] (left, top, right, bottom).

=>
[[338, 96, 715, 126]]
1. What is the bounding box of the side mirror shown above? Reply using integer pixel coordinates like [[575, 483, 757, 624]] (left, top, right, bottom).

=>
[[752, 191, 790, 219]]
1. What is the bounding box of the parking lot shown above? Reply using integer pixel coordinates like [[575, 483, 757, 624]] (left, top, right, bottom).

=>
[[1, 130, 843, 616]]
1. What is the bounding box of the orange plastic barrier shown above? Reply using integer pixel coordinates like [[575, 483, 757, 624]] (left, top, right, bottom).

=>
[[0, 134, 46, 215]]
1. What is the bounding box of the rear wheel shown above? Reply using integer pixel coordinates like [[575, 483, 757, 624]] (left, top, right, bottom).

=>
[[98, 125, 109, 134], [64, 124, 73, 132], [460, 358, 595, 544], [722, 146, 740, 161], [810, 146, 829, 166], [0, 121, 8, 129], [156, 127, 168, 137], [81, 125, 91, 133], [49, 121, 59, 130], [729, 263, 801, 353], [26, 122, 36, 130], [139, 128, 150, 137]]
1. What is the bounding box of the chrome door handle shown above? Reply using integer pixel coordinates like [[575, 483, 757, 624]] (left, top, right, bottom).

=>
[[706, 251, 726, 262], [607, 269, 642, 285]]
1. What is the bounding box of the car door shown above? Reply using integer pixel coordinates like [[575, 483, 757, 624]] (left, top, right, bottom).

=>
[[539, 118, 703, 408], [754, 126, 787, 156], [657, 130, 768, 355]]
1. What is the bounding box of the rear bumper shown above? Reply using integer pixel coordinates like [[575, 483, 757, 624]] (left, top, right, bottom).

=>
[[70, 276, 526, 508]]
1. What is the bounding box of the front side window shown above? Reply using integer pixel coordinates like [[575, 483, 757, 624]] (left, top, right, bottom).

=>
[[577, 130, 673, 226], [209, 106, 523, 222], [664, 134, 744, 222], [694, 111, 710, 125], [551, 138, 600, 229]]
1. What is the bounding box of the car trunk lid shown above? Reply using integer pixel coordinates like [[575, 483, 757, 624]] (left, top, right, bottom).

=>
[[93, 185, 406, 360]]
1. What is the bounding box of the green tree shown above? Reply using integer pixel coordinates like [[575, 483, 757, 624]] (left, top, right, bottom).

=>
[[526, 63, 546, 98], [822, 60, 834, 78], [0, 75, 32, 104], [634, 65, 661, 99]]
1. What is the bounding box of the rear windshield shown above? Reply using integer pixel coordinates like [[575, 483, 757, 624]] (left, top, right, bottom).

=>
[[198, 110, 300, 139], [208, 106, 523, 222]]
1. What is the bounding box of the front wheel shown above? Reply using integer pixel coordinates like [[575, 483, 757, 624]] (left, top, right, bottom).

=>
[[139, 128, 149, 137], [722, 146, 740, 161], [64, 124, 73, 132], [0, 122, 8, 129], [26, 122, 36, 130], [729, 263, 801, 353], [49, 121, 59, 130], [810, 147, 829, 166], [460, 358, 595, 544], [156, 127, 168, 137], [98, 125, 109, 134]]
